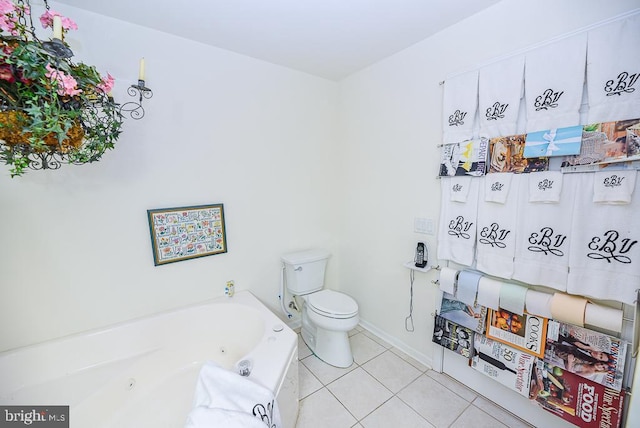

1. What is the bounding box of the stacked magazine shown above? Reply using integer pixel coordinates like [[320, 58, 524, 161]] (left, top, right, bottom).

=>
[[432, 315, 474, 358], [531, 360, 625, 428]]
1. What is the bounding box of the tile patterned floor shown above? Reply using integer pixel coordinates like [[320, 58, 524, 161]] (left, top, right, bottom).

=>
[[295, 326, 533, 428]]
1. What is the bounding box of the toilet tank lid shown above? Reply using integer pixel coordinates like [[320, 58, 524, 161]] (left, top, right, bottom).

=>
[[281, 249, 330, 264]]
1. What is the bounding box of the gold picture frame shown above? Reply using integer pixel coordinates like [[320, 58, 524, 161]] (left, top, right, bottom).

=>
[[147, 203, 227, 266]]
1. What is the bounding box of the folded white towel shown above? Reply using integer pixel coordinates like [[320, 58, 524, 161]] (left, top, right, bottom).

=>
[[512, 174, 578, 291], [567, 172, 640, 305], [587, 14, 640, 123], [478, 56, 525, 139], [484, 173, 513, 204], [528, 171, 563, 203], [450, 176, 472, 202], [524, 33, 587, 132], [443, 70, 479, 144], [593, 170, 637, 204], [437, 177, 479, 266], [186, 361, 282, 428], [476, 174, 520, 278]]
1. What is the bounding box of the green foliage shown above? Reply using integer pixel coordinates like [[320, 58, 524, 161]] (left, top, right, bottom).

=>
[[0, 33, 124, 177]]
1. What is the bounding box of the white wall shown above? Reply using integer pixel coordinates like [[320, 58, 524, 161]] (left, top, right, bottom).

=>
[[336, 0, 640, 365], [2, 0, 639, 366], [0, 3, 340, 352]]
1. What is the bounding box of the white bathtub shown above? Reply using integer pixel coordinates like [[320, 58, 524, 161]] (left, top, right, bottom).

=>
[[0, 291, 299, 428]]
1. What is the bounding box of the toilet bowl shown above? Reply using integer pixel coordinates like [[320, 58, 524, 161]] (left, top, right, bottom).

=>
[[302, 290, 359, 367], [281, 249, 359, 368]]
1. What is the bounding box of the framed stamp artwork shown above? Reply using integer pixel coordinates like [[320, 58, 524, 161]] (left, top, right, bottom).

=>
[[147, 203, 227, 266]]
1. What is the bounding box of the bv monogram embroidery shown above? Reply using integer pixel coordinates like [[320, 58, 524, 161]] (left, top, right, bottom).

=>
[[452, 183, 463, 193], [485, 102, 509, 121], [587, 230, 637, 264], [491, 182, 504, 192], [527, 227, 566, 256], [448, 216, 473, 239], [605, 71, 638, 97], [479, 223, 510, 248], [448, 110, 467, 127], [534, 88, 564, 111], [603, 174, 625, 188], [538, 179, 554, 191], [253, 400, 276, 428]]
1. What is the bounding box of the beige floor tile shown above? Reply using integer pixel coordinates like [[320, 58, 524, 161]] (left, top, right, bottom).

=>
[[450, 404, 508, 428], [472, 396, 533, 428], [298, 334, 312, 359], [301, 354, 356, 385], [295, 388, 357, 428], [425, 369, 477, 402], [361, 350, 422, 393], [327, 368, 393, 420], [389, 347, 429, 372], [397, 374, 471, 428], [350, 333, 387, 365], [360, 396, 434, 428], [299, 362, 323, 399], [362, 330, 392, 348]]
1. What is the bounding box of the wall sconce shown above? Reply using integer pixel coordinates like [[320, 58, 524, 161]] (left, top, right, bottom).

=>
[[119, 58, 154, 120]]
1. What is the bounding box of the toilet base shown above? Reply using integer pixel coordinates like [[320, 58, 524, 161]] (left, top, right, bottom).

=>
[[301, 309, 357, 368]]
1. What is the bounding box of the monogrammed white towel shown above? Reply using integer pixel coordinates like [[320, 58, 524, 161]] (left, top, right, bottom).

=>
[[478, 56, 525, 139], [524, 34, 587, 132], [437, 177, 479, 267], [484, 172, 513, 204], [593, 170, 637, 204], [443, 70, 479, 144], [512, 174, 578, 291], [528, 171, 563, 203], [450, 176, 473, 202], [568, 173, 640, 305], [587, 14, 640, 123], [476, 174, 520, 279], [186, 361, 282, 428]]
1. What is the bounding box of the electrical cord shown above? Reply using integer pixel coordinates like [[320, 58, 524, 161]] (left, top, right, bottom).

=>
[[405, 268, 415, 332]]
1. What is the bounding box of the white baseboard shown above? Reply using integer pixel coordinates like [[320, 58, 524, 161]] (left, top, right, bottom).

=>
[[358, 318, 433, 370]]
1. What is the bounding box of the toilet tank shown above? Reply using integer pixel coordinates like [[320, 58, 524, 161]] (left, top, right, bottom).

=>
[[281, 249, 330, 295]]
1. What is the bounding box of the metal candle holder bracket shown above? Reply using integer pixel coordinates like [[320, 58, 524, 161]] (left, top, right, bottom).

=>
[[119, 79, 153, 120]]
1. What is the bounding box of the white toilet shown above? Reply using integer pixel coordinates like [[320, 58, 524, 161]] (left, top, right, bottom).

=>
[[281, 249, 359, 368]]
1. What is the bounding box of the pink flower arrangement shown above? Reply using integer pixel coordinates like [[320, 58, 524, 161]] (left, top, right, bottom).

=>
[[97, 73, 115, 94], [45, 63, 82, 96], [0, 0, 27, 35], [39, 9, 77, 32]]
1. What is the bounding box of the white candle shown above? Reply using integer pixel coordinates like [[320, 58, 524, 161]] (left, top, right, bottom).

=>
[[53, 16, 62, 40], [138, 58, 145, 81]]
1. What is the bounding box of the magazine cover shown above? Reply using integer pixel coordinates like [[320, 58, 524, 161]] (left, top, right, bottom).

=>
[[545, 320, 627, 391], [432, 314, 474, 358], [523, 125, 583, 158], [439, 138, 489, 177], [471, 334, 535, 397], [485, 308, 548, 358], [489, 134, 548, 173], [561, 118, 640, 169], [531, 360, 625, 428], [439, 292, 487, 334]]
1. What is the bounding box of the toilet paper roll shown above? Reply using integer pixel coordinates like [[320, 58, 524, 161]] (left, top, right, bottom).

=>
[[499, 283, 528, 315], [525, 290, 553, 318], [550, 293, 587, 326], [456, 270, 483, 306], [476, 277, 502, 310], [439, 267, 458, 295], [584, 303, 623, 333]]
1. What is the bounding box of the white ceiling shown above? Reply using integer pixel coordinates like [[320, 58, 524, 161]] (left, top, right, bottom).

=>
[[54, 0, 501, 81]]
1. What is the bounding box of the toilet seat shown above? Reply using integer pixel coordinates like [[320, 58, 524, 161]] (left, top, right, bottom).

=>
[[307, 289, 358, 319]]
